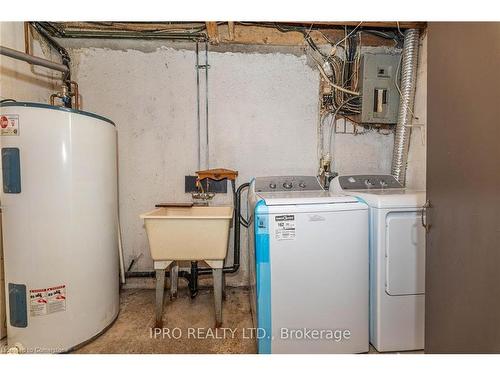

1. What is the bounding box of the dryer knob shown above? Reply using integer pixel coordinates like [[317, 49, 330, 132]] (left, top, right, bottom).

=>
[[283, 182, 293, 189]]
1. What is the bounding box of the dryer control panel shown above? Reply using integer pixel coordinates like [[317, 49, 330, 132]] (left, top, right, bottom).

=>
[[338, 174, 403, 190], [254, 176, 323, 193]]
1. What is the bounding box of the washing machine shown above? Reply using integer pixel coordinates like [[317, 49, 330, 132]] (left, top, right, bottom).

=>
[[247, 176, 369, 354], [331, 174, 426, 352]]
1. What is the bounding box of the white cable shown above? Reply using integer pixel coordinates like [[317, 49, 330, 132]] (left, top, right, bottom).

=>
[[315, 59, 360, 96], [334, 21, 363, 48]]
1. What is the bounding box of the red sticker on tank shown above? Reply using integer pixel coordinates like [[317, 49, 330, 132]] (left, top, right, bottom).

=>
[[0, 115, 8, 128]]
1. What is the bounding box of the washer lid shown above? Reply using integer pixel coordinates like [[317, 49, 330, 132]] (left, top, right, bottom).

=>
[[330, 175, 426, 208], [256, 191, 359, 206]]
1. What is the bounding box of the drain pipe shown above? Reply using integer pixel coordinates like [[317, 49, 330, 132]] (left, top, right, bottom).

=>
[[198, 182, 250, 276], [391, 29, 420, 185]]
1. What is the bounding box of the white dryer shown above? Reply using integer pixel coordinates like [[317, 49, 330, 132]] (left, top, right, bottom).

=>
[[248, 176, 369, 354], [331, 174, 426, 352]]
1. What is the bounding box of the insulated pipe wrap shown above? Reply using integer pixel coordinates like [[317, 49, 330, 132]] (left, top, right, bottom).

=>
[[391, 29, 420, 185]]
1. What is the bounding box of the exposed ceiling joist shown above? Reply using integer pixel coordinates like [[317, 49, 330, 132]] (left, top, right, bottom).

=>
[[285, 21, 426, 29], [205, 22, 220, 44], [42, 22, 426, 47]]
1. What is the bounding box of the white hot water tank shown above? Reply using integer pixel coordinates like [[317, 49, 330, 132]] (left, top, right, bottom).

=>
[[0, 102, 119, 353]]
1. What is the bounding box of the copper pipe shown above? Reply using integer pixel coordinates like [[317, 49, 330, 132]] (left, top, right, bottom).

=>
[[70, 81, 80, 110], [24, 22, 31, 56], [49, 82, 80, 110], [50, 93, 59, 106]]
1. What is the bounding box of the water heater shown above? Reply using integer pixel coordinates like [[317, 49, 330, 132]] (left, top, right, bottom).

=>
[[0, 102, 119, 353]]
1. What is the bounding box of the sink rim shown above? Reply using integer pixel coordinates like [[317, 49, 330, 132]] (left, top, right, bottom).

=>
[[140, 205, 234, 220]]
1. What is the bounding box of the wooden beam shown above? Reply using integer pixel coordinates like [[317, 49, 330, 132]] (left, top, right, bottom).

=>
[[215, 24, 396, 47], [55, 22, 417, 46], [205, 22, 219, 45], [284, 21, 426, 29], [227, 21, 235, 41]]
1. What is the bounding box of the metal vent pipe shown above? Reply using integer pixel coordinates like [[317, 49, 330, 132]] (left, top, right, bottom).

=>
[[0, 45, 69, 73], [391, 29, 420, 185]]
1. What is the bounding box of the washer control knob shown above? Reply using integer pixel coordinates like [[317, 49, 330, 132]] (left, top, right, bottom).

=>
[[298, 182, 306, 189], [379, 179, 387, 187], [364, 179, 373, 187], [269, 183, 277, 189], [283, 182, 293, 190]]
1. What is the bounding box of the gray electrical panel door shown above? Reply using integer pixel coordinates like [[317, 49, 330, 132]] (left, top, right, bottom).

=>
[[359, 53, 401, 124]]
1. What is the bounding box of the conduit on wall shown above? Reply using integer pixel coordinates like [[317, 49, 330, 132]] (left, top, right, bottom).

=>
[[391, 29, 420, 185]]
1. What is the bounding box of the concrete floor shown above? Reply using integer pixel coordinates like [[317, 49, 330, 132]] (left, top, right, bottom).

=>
[[75, 286, 257, 354], [0, 286, 423, 354]]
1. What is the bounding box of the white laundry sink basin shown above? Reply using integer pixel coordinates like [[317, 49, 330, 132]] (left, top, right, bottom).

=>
[[140, 206, 233, 262]]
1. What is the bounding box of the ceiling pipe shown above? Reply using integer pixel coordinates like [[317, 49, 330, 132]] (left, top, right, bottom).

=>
[[0, 45, 69, 73]]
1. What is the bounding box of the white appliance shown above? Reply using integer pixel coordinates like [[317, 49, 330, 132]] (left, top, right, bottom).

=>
[[248, 176, 369, 354], [0, 102, 119, 353], [331, 174, 426, 352]]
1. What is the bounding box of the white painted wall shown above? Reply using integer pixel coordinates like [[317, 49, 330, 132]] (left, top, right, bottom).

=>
[[64, 39, 423, 286], [0, 22, 59, 102]]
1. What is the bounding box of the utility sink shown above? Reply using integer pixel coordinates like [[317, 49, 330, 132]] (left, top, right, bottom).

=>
[[140, 206, 233, 261], [140, 205, 234, 328]]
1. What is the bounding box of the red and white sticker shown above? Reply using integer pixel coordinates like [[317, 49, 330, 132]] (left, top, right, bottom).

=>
[[30, 285, 67, 317], [0, 114, 19, 136]]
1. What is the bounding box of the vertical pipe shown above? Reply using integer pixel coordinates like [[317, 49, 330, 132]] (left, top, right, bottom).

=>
[[24, 22, 31, 55], [31, 23, 73, 108], [391, 29, 420, 185], [204, 40, 210, 169], [195, 42, 201, 170]]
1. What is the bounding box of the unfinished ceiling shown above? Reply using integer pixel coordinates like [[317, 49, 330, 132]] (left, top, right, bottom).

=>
[[38, 21, 426, 47]]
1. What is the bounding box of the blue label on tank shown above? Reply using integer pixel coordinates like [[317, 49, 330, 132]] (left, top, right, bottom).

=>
[[2, 148, 21, 193], [9, 283, 27, 328]]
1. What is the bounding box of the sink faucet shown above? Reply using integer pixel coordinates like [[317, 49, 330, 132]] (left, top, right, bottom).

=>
[[191, 168, 239, 205], [192, 179, 215, 204]]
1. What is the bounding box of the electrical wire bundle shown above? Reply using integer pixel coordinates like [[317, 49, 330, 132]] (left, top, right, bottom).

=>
[[270, 22, 403, 175]]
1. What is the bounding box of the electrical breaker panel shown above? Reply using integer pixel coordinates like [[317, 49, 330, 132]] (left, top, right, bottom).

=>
[[359, 53, 401, 124]]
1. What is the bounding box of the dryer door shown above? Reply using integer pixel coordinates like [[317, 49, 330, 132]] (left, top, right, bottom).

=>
[[385, 211, 426, 296]]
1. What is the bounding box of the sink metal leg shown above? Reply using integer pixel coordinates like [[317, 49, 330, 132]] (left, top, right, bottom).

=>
[[155, 269, 166, 328], [170, 262, 179, 300], [153, 260, 171, 328], [222, 272, 227, 301], [213, 268, 223, 327]]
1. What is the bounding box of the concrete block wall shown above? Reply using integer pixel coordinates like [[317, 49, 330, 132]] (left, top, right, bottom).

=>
[[67, 41, 402, 286]]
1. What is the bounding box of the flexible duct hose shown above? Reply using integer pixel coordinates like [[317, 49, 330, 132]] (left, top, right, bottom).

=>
[[391, 29, 420, 185]]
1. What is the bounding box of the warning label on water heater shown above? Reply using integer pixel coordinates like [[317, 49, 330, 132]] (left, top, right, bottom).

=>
[[274, 215, 296, 241], [29, 285, 67, 317], [0, 114, 19, 136]]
